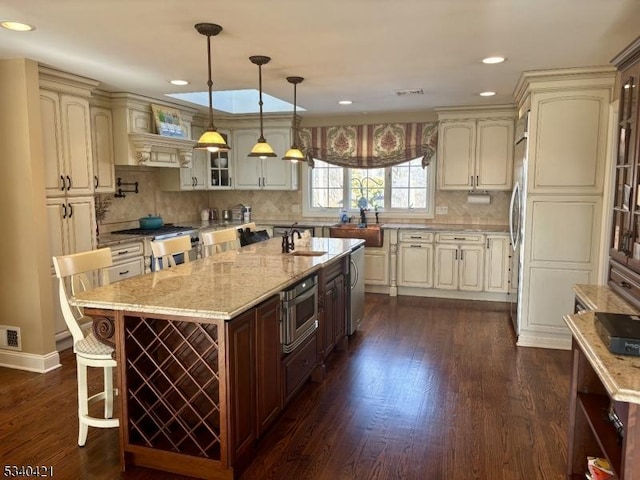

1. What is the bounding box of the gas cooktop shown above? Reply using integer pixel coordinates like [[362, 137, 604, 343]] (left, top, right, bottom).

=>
[[112, 225, 196, 237]]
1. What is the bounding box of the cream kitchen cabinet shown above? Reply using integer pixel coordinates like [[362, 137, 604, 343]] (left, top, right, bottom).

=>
[[232, 128, 297, 190], [434, 233, 485, 291], [436, 107, 516, 191], [90, 106, 116, 193], [397, 231, 434, 288], [484, 234, 510, 293], [41, 90, 94, 197], [108, 241, 145, 283], [157, 124, 210, 191], [47, 196, 95, 346]]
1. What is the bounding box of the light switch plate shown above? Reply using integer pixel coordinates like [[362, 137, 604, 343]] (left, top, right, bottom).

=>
[[436, 206, 448, 215]]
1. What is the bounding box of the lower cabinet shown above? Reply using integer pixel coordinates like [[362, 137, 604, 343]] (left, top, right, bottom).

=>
[[107, 241, 144, 283], [47, 195, 95, 347], [319, 258, 348, 360], [364, 248, 389, 285], [397, 231, 434, 288], [226, 295, 282, 464], [282, 332, 317, 404], [434, 233, 485, 291], [484, 234, 510, 293]]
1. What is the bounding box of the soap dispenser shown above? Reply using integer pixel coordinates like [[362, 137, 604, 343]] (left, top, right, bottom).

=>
[[340, 209, 348, 224]]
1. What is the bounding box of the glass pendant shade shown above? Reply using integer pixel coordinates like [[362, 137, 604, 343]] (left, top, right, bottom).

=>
[[283, 76, 304, 162], [194, 22, 230, 152], [249, 55, 276, 158], [249, 139, 277, 159], [195, 129, 228, 152], [282, 146, 304, 162]]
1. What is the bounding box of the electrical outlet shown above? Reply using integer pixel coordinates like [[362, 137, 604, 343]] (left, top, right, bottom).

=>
[[436, 206, 448, 215], [291, 204, 300, 213]]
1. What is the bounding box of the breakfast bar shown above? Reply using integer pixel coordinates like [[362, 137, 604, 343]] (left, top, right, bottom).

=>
[[70, 237, 363, 479]]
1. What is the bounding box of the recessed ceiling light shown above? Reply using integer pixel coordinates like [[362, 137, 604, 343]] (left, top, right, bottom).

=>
[[482, 56, 505, 64], [338, 100, 352, 105], [1, 21, 35, 31], [170, 79, 189, 86], [479, 91, 496, 97]]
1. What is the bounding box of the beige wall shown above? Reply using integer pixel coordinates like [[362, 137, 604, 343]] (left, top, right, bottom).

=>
[[0, 59, 56, 356], [100, 167, 509, 230]]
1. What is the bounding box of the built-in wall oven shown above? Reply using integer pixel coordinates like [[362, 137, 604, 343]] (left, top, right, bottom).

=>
[[280, 274, 318, 353]]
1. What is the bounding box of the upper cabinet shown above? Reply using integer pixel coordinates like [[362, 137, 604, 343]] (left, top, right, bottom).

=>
[[436, 107, 516, 191], [232, 127, 297, 190], [527, 90, 612, 195], [41, 90, 94, 197], [90, 103, 116, 193]]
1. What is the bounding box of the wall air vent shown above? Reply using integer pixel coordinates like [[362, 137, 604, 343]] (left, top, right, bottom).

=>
[[394, 88, 424, 96], [0, 325, 21, 351]]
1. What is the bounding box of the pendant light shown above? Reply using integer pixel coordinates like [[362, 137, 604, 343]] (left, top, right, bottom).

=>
[[248, 55, 277, 158], [282, 76, 305, 163], [194, 22, 230, 152]]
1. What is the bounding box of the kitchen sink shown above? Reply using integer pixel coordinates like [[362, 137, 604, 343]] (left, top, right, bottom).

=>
[[289, 250, 327, 256], [329, 224, 384, 247]]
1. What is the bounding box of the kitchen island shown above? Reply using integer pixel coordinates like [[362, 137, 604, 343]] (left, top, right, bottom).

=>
[[563, 286, 640, 479], [70, 237, 363, 480]]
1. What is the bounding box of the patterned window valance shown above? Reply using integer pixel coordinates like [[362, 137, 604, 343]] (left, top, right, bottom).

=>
[[299, 122, 438, 169]]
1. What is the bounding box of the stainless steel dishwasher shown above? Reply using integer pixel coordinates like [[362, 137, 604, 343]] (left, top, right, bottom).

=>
[[348, 245, 365, 335]]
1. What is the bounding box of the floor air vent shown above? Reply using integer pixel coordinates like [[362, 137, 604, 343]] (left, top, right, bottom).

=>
[[0, 325, 21, 351]]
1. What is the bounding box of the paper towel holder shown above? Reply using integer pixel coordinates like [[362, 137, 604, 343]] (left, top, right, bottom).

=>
[[467, 191, 491, 204]]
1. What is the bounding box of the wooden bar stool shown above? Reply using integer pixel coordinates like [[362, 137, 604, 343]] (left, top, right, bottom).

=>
[[52, 248, 119, 446], [150, 235, 192, 270], [201, 227, 240, 257]]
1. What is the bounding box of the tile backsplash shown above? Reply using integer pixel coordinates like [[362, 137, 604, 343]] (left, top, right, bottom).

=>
[[100, 166, 509, 233]]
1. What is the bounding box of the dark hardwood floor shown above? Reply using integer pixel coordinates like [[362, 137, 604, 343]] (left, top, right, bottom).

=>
[[0, 295, 572, 479]]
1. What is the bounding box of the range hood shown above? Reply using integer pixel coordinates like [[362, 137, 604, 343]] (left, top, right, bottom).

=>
[[129, 132, 196, 167], [108, 92, 199, 168]]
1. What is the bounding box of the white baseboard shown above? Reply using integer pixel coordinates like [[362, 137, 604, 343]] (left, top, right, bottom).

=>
[[0, 349, 61, 372], [517, 331, 571, 350], [55, 330, 73, 352], [396, 286, 509, 303]]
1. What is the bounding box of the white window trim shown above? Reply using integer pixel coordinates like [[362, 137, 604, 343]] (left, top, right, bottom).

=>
[[301, 160, 435, 219]]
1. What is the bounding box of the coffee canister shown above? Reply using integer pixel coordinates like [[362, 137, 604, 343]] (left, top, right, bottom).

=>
[[243, 205, 252, 223]]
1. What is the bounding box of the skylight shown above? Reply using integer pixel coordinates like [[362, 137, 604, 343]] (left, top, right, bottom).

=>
[[166, 89, 305, 115]]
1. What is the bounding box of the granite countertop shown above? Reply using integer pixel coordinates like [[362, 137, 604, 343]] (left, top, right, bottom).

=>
[[573, 284, 639, 314], [71, 237, 364, 320], [563, 311, 640, 404]]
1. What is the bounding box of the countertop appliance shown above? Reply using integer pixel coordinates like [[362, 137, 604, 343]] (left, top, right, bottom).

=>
[[595, 312, 640, 356], [348, 244, 365, 335], [509, 113, 528, 336], [112, 224, 199, 269], [280, 274, 318, 353]]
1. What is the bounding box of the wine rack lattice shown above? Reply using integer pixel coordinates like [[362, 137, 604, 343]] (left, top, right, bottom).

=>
[[124, 315, 221, 460]]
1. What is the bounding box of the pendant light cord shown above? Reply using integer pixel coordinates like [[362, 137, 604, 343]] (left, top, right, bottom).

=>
[[257, 63, 265, 142], [206, 33, 214, 130]]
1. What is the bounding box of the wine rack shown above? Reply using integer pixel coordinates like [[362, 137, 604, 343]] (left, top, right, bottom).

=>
[[123, 314, 222, 460]]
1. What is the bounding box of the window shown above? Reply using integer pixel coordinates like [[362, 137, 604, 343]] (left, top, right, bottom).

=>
[[303, 157, 434, 218]]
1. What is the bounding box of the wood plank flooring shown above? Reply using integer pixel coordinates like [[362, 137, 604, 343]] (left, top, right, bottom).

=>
[[0, 295, 572, 479]]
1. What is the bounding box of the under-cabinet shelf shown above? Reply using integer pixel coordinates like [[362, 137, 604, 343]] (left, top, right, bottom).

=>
[[577, 392, 623, 475]]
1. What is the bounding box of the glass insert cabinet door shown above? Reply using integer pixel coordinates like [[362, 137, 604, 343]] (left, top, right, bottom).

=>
[[610, 72, 639, 265], [210, 133, 232, 189]]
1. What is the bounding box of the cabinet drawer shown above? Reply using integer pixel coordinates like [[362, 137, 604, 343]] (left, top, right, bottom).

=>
[[609, 261, 640, 310], [436, 233, 484, 244], [283, 332, 317, 403], [111, 241, 144, 260], [107, 257, 144, 283], [399, 231, 433, 243]]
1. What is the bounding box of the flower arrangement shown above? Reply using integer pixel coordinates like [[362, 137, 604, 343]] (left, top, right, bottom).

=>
[[94, 194, 111, 223]]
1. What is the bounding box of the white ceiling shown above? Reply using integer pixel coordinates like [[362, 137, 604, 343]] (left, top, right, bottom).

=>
[[0, 0, 638, 118]]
